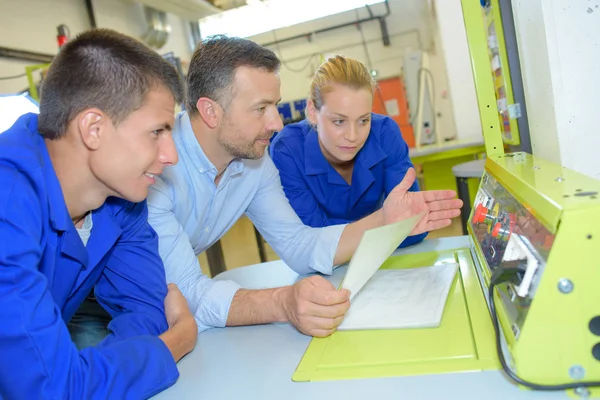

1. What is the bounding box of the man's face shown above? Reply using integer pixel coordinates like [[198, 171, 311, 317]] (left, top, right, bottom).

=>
[[217, 66, 283, 160], [89, 84, 178, 203]]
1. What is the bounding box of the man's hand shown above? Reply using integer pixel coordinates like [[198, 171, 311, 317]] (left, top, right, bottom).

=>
[[160, 283, 198, 362], [382, 168, 463, 234], [278, 276, 350, 337]]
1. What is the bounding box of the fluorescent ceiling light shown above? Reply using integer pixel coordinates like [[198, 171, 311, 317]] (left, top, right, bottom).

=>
[[200, 0, 385, 38]]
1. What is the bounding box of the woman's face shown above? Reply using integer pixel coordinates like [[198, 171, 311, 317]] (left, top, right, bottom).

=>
[[309, 83, 373, 165]]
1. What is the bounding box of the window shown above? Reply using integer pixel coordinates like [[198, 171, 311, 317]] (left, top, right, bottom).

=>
[[0, 94, 38, 134]]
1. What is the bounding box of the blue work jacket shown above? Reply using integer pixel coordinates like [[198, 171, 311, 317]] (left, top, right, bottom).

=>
[[270, 113, 427, 247], [0, 114, 178, 399]]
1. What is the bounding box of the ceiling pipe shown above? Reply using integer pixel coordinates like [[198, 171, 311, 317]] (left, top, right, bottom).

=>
[[84, 0, 97, 29], [0, 47, 54, 63]]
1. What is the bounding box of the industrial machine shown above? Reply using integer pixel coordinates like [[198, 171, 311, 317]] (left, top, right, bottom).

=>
[[402, 51, 439, 146], [470, 152, 600, 396], [461, 0, 600, 392]]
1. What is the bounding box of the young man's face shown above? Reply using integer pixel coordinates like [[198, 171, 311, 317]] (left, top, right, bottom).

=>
[[217, 66, 283, 160], [90, 84, 178, 203]]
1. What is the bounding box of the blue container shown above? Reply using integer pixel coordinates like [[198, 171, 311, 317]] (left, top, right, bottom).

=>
[[277, 102, 293, 122], [293, 99, 307, 119]]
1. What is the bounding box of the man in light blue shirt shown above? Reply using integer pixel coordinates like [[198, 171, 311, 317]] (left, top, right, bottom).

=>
[[148, 36, 463, 337]]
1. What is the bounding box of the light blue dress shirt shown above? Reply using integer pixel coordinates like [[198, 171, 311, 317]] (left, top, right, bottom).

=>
[[147, 112, 346, 332]]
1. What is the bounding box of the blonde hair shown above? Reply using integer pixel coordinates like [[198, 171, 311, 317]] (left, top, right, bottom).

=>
[[309, 55, 377, 111]]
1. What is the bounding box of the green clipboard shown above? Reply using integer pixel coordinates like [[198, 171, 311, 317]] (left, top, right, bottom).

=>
[[293, 249, 499, 382]]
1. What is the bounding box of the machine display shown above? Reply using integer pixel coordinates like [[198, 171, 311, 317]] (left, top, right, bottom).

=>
[[471, 169, 553, 339]]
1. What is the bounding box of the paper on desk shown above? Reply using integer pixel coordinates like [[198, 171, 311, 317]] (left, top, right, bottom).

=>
[[340, 212, 425, 301], [338, 263, 458, 330]]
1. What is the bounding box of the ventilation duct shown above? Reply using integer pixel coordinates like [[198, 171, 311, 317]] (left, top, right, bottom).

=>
[[142, 6, 170, 49]]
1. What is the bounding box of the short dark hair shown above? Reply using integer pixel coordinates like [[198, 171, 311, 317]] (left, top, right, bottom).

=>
[[186, 35, 280, 114], [38, 28, 184, 140]]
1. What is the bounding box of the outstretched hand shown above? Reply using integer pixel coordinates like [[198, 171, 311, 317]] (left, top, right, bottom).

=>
[[382, 168, 463, 235]]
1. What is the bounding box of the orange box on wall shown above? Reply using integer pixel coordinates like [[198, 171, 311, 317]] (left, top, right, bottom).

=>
[[372, 76, 416, 148]]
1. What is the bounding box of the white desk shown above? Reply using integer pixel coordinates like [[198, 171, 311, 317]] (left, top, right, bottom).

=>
[[153, 237, 567, 400]]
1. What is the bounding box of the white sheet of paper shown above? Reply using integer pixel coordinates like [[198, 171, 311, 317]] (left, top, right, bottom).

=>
[[340, 212, 425, 301], [338, 263, 458, 330]]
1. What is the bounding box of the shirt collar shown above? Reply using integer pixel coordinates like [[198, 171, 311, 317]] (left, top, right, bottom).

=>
[[304, 127, 332, 176], [25, 114, 121, 267], [23, 114, 70, 233], [355, 130, 388, 169], [303, 121, 388, 176], [177, 111, 244, 178]]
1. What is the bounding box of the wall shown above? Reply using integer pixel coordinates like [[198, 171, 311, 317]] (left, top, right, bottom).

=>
[[0, 0, 484, 143], [433, 0, 482, 141], [510, 0, 561, 163], [0, 0, 192, 94], [247, 0, 466, 141], [512, 0, 600, 179]]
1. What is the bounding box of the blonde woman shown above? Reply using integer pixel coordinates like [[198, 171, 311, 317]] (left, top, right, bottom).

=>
[[270, 55, 426, 247]]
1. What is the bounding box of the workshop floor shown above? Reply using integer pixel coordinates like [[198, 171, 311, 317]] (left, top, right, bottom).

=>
[[198, 216, 464, 278]]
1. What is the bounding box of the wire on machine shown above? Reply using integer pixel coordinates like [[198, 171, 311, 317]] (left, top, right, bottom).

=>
[[488, 280, 600, 391]]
